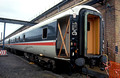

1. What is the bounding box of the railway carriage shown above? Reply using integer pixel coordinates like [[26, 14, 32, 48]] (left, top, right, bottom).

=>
[[3, 5, 107, 72]]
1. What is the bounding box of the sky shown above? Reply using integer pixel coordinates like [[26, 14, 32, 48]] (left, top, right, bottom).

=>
[[0, 0, 62, 39]]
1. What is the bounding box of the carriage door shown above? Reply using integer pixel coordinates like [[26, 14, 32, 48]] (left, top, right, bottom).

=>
[[87, 19, 94, 54]]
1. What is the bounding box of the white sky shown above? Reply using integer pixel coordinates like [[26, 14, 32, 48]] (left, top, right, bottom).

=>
[[0, 0, 62, 39]]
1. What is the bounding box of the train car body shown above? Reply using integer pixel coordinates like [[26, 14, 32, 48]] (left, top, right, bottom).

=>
[[4, 5, 106, 71]]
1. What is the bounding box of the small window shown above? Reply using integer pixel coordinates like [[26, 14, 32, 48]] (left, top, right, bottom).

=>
[[8, 39, 10, 44], [87, 22, 90, 31], [11, 39, 12, 42], [18, 37, 20, 41], [23, 35, 25, 41], [43, 28, 47, 38], [15, 38, 16, 42]]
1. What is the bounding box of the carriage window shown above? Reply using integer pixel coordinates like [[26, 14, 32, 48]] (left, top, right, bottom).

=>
[[15, 38, 16, 42], [87, 22, 90, 31], [18, 37, 20, 41], [23, 35, 25, 41], [11, 39, 12, 42], [43, 28, 47, 38], [8, 39, 10, 44]]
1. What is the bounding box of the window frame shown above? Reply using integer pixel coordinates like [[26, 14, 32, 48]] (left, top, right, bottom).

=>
[[23, 34, 25, 41], [84, 10, 102, 56], [18, 36, 20, 42], [42, 27, 48, 39]]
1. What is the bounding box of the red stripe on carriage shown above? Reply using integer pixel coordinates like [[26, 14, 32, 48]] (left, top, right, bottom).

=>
[[9, 42, 56, 46]]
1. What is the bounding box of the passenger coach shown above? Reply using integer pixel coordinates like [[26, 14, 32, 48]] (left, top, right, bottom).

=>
[[4, 5, 106, 71]]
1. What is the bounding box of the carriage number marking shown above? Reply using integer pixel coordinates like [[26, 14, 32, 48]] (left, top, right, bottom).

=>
[[72, 22, 77, 36]]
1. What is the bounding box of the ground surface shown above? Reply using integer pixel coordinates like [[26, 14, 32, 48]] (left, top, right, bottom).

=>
[[0, 51, 88, 78]]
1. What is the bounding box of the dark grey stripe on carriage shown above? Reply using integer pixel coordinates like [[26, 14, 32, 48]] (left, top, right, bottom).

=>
[[7, 21, 57, 44]]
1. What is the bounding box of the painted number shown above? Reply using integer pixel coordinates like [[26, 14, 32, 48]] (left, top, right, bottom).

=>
[[72, 22, 77, 36]]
